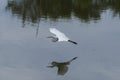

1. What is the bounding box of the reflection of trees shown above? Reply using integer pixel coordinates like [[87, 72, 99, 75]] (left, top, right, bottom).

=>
[[73, 0, 102, 21], [6, 0, 120, 23], [39, 0, 72, 19], [107, 0, 120, 17], [6, 0, 41, 23]]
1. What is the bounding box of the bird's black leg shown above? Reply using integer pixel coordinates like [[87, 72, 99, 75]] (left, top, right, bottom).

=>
[[68, 40, 77, 45]]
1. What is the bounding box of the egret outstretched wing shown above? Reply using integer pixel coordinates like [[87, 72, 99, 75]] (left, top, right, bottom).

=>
[[49, 28, 69, 41], [49, 28, 77, 44]]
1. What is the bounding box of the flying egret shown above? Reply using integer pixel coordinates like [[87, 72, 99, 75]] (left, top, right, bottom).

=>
[[47, 28, 77, 44], [47, 57, 78, 75]]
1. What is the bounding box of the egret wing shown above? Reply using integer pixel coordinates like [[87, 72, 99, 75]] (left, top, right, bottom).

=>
[[49, 28, 69, 41]]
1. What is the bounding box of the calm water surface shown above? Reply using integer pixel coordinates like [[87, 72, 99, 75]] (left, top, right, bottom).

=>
[[0, 0, 120, 80]]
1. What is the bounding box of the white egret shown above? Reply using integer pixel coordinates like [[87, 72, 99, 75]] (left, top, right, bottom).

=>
[[47, 57, 78, 75], [47, 28, 77, 44]]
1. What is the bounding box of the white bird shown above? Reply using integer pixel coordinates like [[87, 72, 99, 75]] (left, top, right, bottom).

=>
[[47, 28, 77, 44]]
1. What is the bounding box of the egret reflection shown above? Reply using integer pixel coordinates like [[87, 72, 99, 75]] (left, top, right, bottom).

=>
[[47, 57, 78, 75], [47, 28, 77, 44]]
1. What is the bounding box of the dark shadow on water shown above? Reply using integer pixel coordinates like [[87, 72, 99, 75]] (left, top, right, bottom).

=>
[[47, 57, 78, 75]]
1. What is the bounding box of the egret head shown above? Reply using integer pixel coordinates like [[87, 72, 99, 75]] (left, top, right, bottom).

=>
[[47, 36, 58, 42]]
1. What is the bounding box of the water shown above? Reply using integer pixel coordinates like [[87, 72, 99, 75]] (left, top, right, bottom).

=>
[[0, 0, 120, 80]]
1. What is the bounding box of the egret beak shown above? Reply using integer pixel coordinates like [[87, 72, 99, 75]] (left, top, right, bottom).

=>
[[47, 36, 51, 38], [47, 36, 54, 38]]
